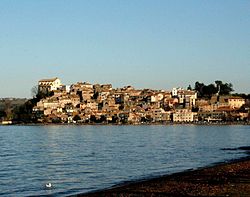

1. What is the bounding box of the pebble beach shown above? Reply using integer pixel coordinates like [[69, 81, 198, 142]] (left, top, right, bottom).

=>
[[74, 157, 250, 197]]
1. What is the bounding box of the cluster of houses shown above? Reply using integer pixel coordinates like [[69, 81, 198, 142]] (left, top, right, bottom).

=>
[[32, 77, 249, 124]]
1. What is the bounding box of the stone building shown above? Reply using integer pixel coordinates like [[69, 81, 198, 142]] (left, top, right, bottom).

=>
[[38, 77, 62, 93], [173, 108, 195, 122]]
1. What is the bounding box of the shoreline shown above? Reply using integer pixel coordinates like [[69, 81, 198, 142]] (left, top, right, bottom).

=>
[[1, 121, 250, 126], [72, 156, 250, 197]]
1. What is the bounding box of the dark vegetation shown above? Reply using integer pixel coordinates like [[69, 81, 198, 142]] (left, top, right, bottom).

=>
[[193, 80, 234, 98], [0, 86, 48, 123]]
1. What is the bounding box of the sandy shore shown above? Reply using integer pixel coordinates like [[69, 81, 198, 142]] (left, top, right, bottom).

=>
[[74, 157, 250, 197]]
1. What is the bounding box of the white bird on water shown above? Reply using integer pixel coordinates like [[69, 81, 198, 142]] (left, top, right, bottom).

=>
[[45, 183, 52, 189]]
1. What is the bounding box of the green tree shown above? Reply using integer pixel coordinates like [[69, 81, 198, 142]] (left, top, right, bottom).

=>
[[215, 80, 233, 95], [194, 80, 234, 98], [187, 85, 192, 90], [221, 83, 234, 95], [13, 99, 37, 123], [2, 100, 14, 120], [203, 84, 217, 97], [194, 81, 205, 98]]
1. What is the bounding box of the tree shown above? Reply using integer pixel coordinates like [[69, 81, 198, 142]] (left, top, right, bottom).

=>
[[187, 85, 192, 90], [194, 82, 205, 98], [220, 83, 234, 95], [13, 100, 37, 123], [215, 80, 233, 95], [194, 80, 234, 98], [31, 85, 53, 100], [215, 80, 223, 87], [4, 100, 13, 120], [31, 85, 39, 98], [90, 115, 97, 123], [203, 84, 217, 97], [99, 115, 107, 123], [73, 115, 81, 122]]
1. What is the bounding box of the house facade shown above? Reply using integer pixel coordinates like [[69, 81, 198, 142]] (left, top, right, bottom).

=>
[[173, 109, 195, 122], [228, 97, 245, 109], [38, 77, 62, 93]]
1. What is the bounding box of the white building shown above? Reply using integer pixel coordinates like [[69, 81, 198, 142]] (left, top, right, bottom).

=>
[[173, 109, 195, 122], [38, 77, 62, 93], [172, 88, 197, 108], [172, 88, 179, 97], [228, 97, 245, 109]]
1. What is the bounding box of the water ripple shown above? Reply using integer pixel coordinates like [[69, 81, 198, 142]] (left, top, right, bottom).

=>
[[0, 125, 249, 196]]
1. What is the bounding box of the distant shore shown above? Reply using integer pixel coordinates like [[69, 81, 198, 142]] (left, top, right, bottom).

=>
[[72, 156, 250, 197], [1, 121, 250, 126]]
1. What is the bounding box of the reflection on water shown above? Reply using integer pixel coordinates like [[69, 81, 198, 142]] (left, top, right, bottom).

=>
[[0, 125, 249, 196]]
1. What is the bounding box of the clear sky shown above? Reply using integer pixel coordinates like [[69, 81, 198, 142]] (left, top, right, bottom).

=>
[[0, 0, 249, 98]]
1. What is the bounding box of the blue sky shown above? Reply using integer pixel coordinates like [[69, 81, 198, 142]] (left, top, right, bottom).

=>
[[0, 0, 249, 98]]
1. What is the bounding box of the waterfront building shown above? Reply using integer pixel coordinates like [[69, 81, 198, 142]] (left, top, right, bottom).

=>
[[173, 108, 195, 122], [197, 111, 226, 122]]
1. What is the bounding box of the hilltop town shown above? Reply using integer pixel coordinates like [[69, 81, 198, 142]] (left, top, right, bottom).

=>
[[1, 77, 249, 124]]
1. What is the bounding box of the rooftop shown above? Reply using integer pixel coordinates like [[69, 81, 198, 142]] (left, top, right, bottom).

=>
[[39, 77, 59, 82]]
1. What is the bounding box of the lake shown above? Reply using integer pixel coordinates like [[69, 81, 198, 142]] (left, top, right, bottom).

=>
[[0, 125, 249, 196]]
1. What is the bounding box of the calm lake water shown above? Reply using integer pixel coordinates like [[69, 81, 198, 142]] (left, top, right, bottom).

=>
[[0, 125, 249, 196]]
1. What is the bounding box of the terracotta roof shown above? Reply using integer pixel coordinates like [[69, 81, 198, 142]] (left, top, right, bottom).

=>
[[216, 106, 233, 112], [228, 97, 245, 100], [177, 90, 196, 95], [39, 77, 59, 82]]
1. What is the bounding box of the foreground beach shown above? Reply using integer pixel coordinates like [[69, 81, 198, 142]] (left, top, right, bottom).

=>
[[75, 157, 250, 197]]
